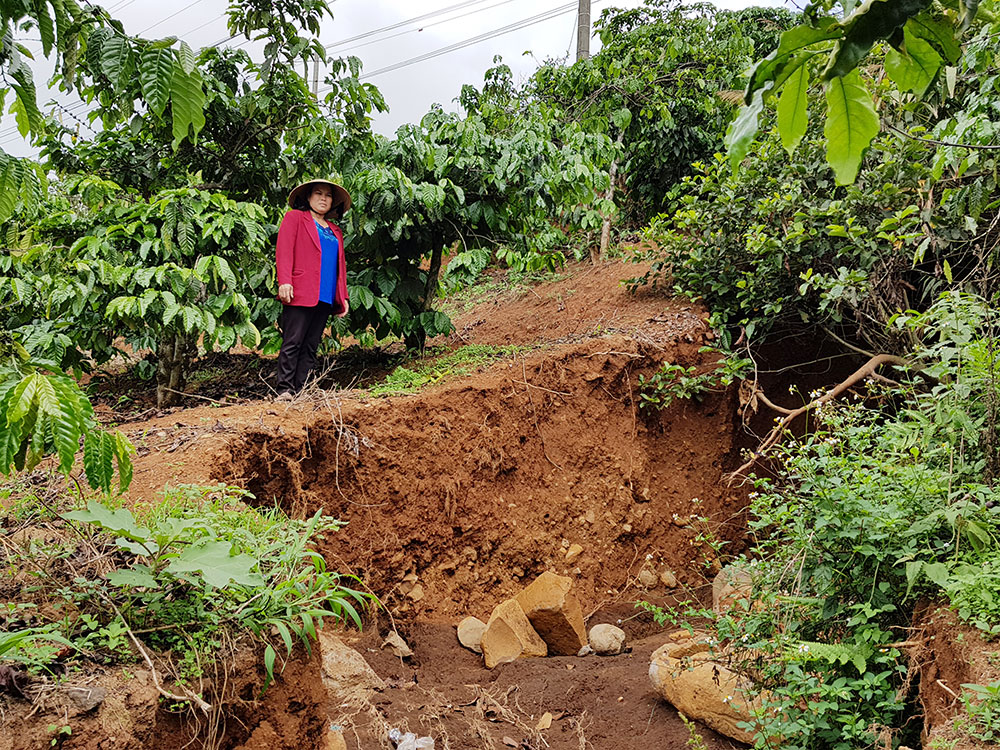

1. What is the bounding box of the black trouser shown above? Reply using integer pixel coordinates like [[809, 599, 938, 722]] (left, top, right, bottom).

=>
[[276, 303, 332, 393]]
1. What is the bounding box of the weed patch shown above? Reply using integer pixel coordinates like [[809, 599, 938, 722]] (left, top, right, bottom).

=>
[[368, 344, 526, 396]]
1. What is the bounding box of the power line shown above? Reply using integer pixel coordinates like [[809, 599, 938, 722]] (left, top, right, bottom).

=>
[[137, 0, 204, 36], [334, 0, 523, 57], [354, 0, 601, 81], [325, 0, 497, 51]]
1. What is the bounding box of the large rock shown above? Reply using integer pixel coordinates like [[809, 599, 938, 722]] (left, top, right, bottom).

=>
[[649, 629, 765, 744], [481, 599, 547, 669], [318, 631, 385, 707], [457, 616, 488, 654], [712, 566, 753, 614], [588, 624, 626, 655], [514, 571, 587, 655]]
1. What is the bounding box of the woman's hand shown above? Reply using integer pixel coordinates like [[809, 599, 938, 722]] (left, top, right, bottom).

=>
[[278, 284, 293, 304], [336, 299, 350, 318]]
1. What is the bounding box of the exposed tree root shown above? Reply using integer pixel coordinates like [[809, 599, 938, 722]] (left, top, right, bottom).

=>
[[728, 354, 916, 483]]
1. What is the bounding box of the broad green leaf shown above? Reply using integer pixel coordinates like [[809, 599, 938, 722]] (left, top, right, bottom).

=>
[[166, 540, 264, 588], [170, 62, 206, 149], [35, 0, 55, 56], [777, 63, 810, 156], [176, 40, 196, 74], [82, 431, 115, 492], [824, 71, 880, 185], [106, 566, 158, 589], [724, 85, 769, 174], [114, 431, 134, 492], [923, 561, 950, 587], [884, 26, 942, 95], [8, 372, 40, 423], [100, 34, 133, 89], [139, 46, 173, 118], [611, 107, 632, 131], [64, 500, 151, 542], [0, 156, 26, 223]]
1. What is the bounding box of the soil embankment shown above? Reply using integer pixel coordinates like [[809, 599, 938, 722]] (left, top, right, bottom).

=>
[[3, 261, 755, 749]]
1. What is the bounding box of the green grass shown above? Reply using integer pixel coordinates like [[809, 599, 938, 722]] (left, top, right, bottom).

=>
[[367, 344, 527, 396]]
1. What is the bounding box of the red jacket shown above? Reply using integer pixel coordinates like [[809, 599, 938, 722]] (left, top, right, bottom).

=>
[[275, 209, 348, 313]]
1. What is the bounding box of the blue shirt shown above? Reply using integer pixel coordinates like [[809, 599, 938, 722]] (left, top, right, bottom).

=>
[[315, 221, 339, 305]]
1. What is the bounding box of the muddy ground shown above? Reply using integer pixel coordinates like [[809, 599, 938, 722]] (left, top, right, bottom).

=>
[[8, 259, 968, 749]]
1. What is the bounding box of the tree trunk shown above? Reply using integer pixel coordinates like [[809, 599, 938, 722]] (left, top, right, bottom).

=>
[[156, 332, 195, 407], [594, 164, 617, 263], [593, 132, 625, 264], [406, 243, 445, 351]]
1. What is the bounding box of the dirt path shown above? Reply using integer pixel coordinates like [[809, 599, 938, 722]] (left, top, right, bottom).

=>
[[4, 261, 752, 749]]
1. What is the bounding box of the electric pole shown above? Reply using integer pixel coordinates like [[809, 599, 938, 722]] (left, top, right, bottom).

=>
[[576, 0, 590, 61]]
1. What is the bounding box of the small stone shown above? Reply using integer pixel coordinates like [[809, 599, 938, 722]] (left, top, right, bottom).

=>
[[323, 726, 348, 750], [589, 624, 626, 655], [407, 583, 425, 602], [536, 712, 553, 730], [622, 523, 632, 532], [318, 632, 385, 707], [67, 685, 107, 713], [577, 644, 593, 657], [457, 616, 488, 654], [382, 631, 413, 658], [584, 510, 595, 524], [565, 544, 584, 563], [638, 569, 658, 588], [660, 569, 678, 588]]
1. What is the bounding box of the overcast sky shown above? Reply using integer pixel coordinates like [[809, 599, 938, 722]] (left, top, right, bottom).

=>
[[0, 0, 786, 156]]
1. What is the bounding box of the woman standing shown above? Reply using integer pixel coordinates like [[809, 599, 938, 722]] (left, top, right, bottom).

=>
[[274, 179, 351, 398]]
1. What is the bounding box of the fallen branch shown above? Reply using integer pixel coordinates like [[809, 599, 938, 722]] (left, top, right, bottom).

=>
[[728, 354, 914, 482]]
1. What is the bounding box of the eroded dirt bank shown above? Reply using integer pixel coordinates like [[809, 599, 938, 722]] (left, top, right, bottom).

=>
[[3, 262, 755, 749]]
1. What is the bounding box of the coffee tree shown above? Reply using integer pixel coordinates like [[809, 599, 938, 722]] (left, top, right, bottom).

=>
[[3, 183, 272, 406], [342, 62, 615, 348]]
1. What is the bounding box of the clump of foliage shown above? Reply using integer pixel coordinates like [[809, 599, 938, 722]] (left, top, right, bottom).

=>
[[2, 484, 370, 701], [637, 350, 752, 410], [646, 293, 1000, 747], [0, 330, 132, 492], [2, 181, 272, 406], [529, 0, 795, 222]]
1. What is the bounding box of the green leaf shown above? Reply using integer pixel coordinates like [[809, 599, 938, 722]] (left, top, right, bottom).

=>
[[262, 643, 277, 692], [166, 540, 264, 588], [139, 46, 173, 118], [100, 34, 133, 89], [777, 63, 810, 157], [611, 107, 632, 131], [884, 25, 942, 95], [824, 71, 880, 185], [170, 62, 206, 149], [724, 85, 769, 174], [64, 500, 153, 543], [106, 566, 158, 589], [923, 561, 950, 587]]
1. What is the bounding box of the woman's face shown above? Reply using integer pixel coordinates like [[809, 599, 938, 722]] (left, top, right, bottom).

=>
[[308, 185, 334, 216]]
